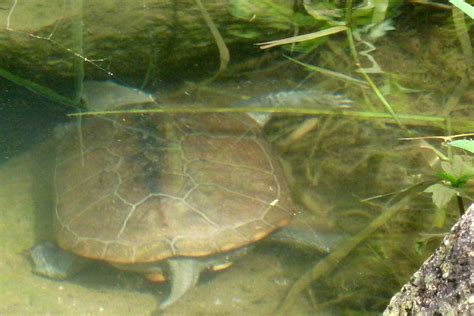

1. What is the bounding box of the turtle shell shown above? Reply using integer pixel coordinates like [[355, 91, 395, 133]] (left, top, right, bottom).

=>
[[54, 108, 295, 264]]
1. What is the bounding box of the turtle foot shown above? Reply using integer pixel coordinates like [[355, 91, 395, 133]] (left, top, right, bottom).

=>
[[158, 258, 206, 310], [31, 242, 88, 279]]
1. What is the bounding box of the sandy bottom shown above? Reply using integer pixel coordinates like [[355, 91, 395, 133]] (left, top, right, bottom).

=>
[[0, 146, 316, 316]]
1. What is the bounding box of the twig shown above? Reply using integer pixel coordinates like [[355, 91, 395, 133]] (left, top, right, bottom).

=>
[[195, 0, 229, 73], [257, 26, 348, 49]]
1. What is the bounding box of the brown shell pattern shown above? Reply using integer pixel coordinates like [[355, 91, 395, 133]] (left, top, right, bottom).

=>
[[54, 110, 295, 263]]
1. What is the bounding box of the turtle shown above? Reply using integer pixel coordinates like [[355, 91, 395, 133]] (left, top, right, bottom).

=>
[[31, 81, 342, 311]]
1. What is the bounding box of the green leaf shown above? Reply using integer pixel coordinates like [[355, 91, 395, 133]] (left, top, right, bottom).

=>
[[424, 183, 458, 209], [439, 155, 474, 187], [415, 241, 425, 254], [437, 171, 456, 184], [448, 140, 474, 154]]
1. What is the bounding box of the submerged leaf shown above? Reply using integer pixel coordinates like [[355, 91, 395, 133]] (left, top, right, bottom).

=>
[[424, 183, 458, 209]]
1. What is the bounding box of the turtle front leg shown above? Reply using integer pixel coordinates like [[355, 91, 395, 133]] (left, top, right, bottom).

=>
[[31, 242, 89, 279]]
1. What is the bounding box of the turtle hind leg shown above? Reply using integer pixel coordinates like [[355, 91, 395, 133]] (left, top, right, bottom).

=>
[[158, 258, 207, 310], [31, 241, 88, 279]]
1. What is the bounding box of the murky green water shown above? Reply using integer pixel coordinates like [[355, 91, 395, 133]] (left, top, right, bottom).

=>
[[1, 1, 473, 316]]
